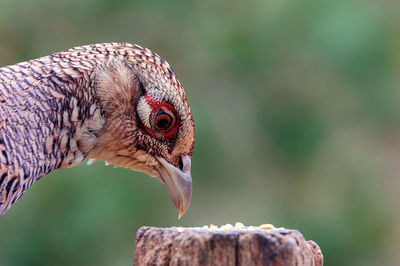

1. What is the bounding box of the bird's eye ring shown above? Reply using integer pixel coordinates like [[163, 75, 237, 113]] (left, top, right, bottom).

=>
[[154, 109, 175, 131]]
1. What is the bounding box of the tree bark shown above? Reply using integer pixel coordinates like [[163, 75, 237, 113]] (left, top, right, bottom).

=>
[[134, 226, 323, 266]]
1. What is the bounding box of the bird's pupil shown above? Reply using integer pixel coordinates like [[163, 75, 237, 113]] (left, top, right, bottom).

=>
[[154, 109, 175, 131], [157, 118, 169, 129]]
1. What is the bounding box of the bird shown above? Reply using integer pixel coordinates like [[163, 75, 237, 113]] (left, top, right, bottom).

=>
[[0, 42, 194, 218]]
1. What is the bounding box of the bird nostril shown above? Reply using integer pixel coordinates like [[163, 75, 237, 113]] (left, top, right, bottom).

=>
[[178, 156, 184, 171]]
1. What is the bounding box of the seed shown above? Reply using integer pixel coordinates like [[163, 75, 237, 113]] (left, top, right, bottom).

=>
[[209, 224, 218, 230], [221, 224, 234, 231], [234, 222, 245, 230], [259, 224, 275, 230]]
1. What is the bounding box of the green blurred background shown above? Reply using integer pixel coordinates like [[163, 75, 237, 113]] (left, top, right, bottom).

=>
[[0, 0, 399, 265]]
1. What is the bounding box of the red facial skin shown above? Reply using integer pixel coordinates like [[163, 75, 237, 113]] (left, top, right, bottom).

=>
[[140, 94, 180, 148]]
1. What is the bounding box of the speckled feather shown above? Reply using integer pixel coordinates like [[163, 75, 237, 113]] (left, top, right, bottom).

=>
[[0, 43, 194, 216]]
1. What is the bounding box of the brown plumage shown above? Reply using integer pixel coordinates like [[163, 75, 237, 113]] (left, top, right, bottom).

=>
[[0, 43, 194, 217]]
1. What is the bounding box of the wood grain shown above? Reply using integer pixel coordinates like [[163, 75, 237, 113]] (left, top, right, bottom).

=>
[[134, 226, 323, 266]]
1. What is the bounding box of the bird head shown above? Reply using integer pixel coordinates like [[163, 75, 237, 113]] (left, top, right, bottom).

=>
[[87, 45, 194, 217]]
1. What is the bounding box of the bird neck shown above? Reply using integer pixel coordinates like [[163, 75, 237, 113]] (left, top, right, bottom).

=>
[[54, 86, 106, 169], [0, 55, 108, 180]]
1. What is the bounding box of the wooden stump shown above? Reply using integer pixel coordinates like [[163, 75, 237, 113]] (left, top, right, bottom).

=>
[[134, 226, 323, 266]]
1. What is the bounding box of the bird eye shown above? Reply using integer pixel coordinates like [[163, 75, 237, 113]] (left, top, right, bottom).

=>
[[154, 110, 175, 131]]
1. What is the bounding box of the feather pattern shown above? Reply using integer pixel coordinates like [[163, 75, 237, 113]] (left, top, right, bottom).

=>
[[0, 42, 194, 216]]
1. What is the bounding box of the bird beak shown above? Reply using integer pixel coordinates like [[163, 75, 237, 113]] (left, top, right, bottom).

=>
[[156, 155, 192, 218]]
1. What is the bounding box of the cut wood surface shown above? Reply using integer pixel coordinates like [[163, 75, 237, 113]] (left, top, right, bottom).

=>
[[134, 226, 323, 266]]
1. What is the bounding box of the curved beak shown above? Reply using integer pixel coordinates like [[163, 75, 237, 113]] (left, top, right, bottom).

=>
[[156, 155, 192, 218]]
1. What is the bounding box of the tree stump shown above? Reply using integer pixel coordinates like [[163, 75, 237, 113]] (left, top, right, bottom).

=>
[[134, 226, 323, 266]]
